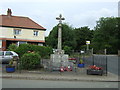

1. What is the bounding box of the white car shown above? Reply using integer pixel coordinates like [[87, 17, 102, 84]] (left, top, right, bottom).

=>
[[0, 51, 19, 63]]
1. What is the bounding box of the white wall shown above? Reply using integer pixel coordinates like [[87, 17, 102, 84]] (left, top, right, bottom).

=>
[[0, 27, 45, 41]]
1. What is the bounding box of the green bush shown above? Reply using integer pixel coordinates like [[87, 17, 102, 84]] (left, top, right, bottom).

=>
[[33, 45, 53, 59], [15, 44, 33, 57], [20, 52, 41, 70], [63, 46, 72, 55], [16, 44, 53, 58], [7, 44, 18, 51]]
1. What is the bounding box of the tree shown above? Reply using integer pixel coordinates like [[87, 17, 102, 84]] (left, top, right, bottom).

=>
[[117, 17, 120, 50], [92, 17, 119, 54], [46, 23, 77, 50], [74, 26, 94, 50]]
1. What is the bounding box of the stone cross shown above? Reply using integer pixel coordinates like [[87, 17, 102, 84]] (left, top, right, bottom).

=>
[[56, 14, 65, 52]]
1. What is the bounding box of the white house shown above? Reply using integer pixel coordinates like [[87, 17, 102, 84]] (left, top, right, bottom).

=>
[[0, 9, 46, 50]]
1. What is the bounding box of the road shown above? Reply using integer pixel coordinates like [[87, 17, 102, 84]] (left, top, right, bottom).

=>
[[2, 78, 118, 88]]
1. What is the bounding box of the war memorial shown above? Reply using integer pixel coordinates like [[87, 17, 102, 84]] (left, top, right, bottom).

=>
[[49, 14, 73, 71]]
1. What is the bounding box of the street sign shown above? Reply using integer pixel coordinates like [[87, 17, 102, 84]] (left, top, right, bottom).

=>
[[86, 41, 90, 45]]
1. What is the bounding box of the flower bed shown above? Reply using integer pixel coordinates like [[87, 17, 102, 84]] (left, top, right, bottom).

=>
[[87, 65, 103, 76]]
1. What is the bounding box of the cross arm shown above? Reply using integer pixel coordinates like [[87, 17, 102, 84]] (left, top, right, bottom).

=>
[[56, 17, 65, 20]]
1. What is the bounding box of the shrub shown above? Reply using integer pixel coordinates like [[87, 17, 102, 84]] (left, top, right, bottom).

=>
[[63, 46, 72, 55], [20, 52, 41, 70], [15, 44, 33, 57], [35, 46, 53, 59], [7, 44, 18, 51], [16, 44, 53, 58]]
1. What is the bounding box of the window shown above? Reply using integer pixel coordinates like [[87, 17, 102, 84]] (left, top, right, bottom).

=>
[[14, 29, 21, 35], [38, 43, 43, 46], [5, 52, 13, 56], [33, 31, 38, 36], [17, 41, 27, 46]]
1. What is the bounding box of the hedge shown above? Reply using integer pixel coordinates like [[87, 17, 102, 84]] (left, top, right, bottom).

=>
[[11, 44, 53, 58]]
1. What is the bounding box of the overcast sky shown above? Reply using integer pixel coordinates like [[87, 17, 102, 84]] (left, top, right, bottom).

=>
[[0, 0, 119, 36]]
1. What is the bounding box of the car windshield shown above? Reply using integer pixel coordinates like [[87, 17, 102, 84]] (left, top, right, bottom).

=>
[[0, 52, 4, 56]]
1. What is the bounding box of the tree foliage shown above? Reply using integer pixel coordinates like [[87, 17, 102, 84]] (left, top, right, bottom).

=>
[[92, 17, 119, 54], [46, 17, 119, 54], [46, 23, 77, 51], [74, 26, 94, 50], [63, 46, 72, 55]]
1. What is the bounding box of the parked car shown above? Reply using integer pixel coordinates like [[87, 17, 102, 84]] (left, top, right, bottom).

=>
[[0, 51, 19, 64]]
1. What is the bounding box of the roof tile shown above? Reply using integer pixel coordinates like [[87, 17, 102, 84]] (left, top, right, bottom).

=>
[[0, 15, 46, 30]]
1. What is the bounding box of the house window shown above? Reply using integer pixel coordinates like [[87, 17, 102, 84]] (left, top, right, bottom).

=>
[[14, 29, 21, 35], [17, 41, 27, 46], [38, 43, 43, 46], [33, 31, 38, 36]]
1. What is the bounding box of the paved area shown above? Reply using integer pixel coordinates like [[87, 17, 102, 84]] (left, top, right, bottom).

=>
[[1, 68, 119, 82]]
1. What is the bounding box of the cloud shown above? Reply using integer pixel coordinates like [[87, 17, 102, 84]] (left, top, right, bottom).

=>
[[69, 8, 117, 29], [1, 0, 119, 3], [0, 0, 118, 36], [35, 5, 117, 36]]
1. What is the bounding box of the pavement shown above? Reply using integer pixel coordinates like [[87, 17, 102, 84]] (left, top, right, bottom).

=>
[[1, 67, 119, 82]]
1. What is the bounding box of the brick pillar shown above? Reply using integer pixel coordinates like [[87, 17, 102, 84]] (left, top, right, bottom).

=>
[[2, 40, 6, 51]]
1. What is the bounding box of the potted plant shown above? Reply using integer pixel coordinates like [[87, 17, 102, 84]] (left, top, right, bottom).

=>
[[6, 60, 15, 73], [87, 65, 103, 76], [78, 59, 85, 68]]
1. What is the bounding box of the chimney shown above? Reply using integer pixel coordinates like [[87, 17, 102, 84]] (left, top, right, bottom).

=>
[[7, 8, 12, 16]]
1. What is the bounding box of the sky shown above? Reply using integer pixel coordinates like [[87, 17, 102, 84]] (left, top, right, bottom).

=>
[[0, 0, 119, 36]]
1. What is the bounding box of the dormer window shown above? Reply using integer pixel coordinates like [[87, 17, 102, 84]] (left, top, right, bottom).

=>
[[14, 29, 21, 35], [33, 31, 38, 36]]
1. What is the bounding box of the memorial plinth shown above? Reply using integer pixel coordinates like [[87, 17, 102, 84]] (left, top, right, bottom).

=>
[[50, 53, 69, 68]]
